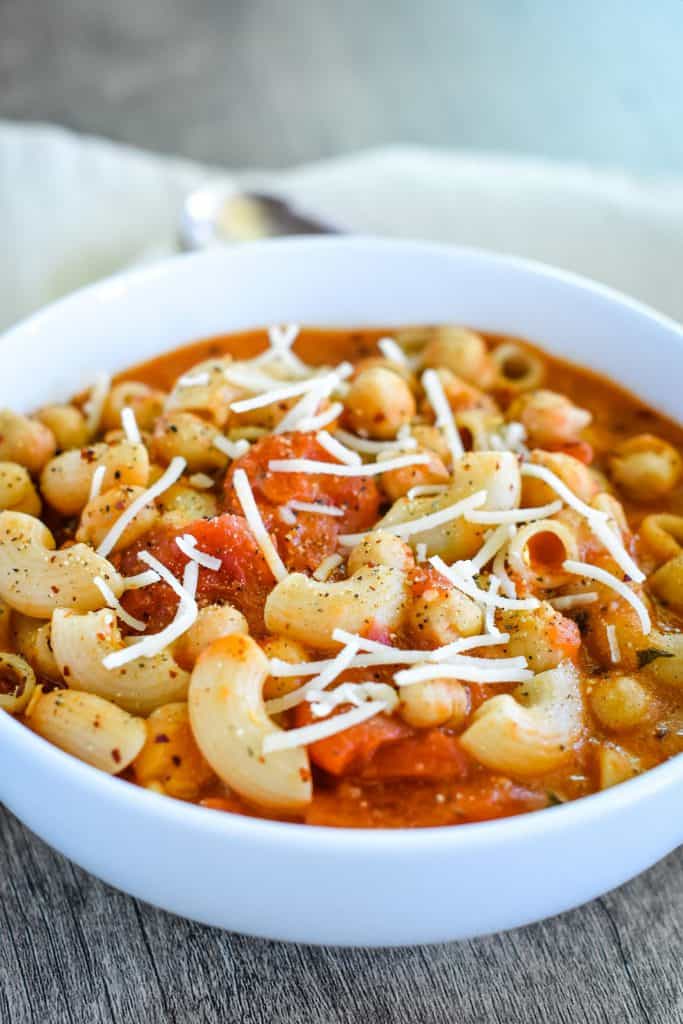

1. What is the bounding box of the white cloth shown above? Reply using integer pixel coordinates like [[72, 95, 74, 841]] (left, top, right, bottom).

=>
[[3, 120, 683, 333]]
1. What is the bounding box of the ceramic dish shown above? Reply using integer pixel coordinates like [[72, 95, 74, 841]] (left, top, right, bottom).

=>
[[0, 238, 681, 945]]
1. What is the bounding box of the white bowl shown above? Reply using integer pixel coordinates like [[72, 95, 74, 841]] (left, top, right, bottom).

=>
[[1, 238, 682, 946]]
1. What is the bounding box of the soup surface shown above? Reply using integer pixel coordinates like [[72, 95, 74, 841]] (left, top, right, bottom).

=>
[[4, 325, 683, 827]]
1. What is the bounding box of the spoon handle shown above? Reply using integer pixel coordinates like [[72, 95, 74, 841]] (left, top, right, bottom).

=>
[[178, 185, 343, 251]]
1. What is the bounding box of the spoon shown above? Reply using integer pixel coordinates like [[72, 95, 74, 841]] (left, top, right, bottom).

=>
[[178, 183, 342, 251]]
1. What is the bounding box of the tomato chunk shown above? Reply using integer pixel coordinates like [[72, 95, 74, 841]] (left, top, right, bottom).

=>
[[116, 513, 274, 633], [295, 703, 412, 776], [360, 728, 471, 781], [224, 432, 381, 573]]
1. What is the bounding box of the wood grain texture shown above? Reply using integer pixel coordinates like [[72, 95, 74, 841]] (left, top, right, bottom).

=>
[[1, 804, 682, 1024]]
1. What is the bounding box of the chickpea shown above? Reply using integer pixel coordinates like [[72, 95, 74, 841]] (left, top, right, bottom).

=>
[[590, 676, 652, 732], [347, 532, 415, 575], [174, 604, 248, 670], [76, 485, 159, 553], [0, 410, 56, 475], [399, 678, 469, 729], [156, 483, 217, 529], [102, 381, 166, 433], [583, 593, 649, 672], [0, 462, 41, 516], [422, 368, 497, 416], [598, 744, 639, 789], [344, 367, 415, 440], [421, 326, 494, 387], [498, 603, 580, 673], [152, 412, 227, 472], [608, 434, 682, 502], [133, 703, 214, 800], [37, 405, 89, 450], [353, 355, 417, 391], [640, 513, 683, 565], [381, 449, 450, 501], [407, 587, 483, 647], [649, 554, 683, 613], [508, 389, 591, 447], [522, 449, 601, 506], [410, 424, 450, 463], [261, 636, 309, 701]]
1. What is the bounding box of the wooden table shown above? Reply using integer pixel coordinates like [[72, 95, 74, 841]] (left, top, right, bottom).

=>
[[1, 2, 682, 1021]]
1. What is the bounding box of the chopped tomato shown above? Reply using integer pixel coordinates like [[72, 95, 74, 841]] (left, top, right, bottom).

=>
[[549, 611, 582, 662], [116, 513, 275, 633], [360, 728, 471, 781], [549, 440, 594, 465], [409, 564, 452, 598], [449, 776, 548, 822], [223, 432, 381, 573], [295, 703, 412, 776]]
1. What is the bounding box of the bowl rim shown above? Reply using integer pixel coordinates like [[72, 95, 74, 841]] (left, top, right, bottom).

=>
[[1, 235, 682, 850]]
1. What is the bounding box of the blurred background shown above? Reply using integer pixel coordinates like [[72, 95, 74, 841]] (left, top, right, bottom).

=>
[[2, 0, 682, 174]]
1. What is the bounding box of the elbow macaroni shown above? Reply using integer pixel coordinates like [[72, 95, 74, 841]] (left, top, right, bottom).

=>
[[189, 634, 312, 810]]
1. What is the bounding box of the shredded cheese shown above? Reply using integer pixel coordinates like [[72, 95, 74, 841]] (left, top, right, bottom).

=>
[[230, 373, 342, 415], [262, 701, 388, 754], [406, 483, 448, 500], [97, 456, 187, 558], [122, 569, 161, 590], [278, 506, 297, 525], [562, 559, 651, 633], [188, 472, 214, 489], [268, 452, 431, 477], [395, 662, 533, 687], [94, 575, 146, 632], [88, 464, 106, 503], [224, 365, 294, 392], [488, 421, 528, 454], [377, 337, 408, 365], [464, 500, 563, 525], [232, 468, 287, 581], [102, 551, 198, 669], [295, 402, 343, 433], [177, 371, 211, 388], [339, 490, 486, 546], [287, 500, 344, 517], [457, 524, 515, 576], [315, 430, 362, 466], [416, 542, 427, 562], [275, 372, 341, 434], [421, 368, 464, 462], [484, 577, 501, 635], [606, 623, 621, 664], [212, 435, 250, 460], [333, 428, 417, 454], [492, 542, 517, 599], [84, 372, 111, 437], [120, 406, 142, 445], [312, 553, 343, 581], [521, 463, 645, 584], [308, 681, 399, 718], [175, 533, 222, 571], [266, 639, 361, 715], [430, 555, 540, 610], [549, 592, 598, 611]]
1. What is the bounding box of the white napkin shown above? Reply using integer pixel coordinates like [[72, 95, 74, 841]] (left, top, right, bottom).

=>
[[2, 120, 683, 333]]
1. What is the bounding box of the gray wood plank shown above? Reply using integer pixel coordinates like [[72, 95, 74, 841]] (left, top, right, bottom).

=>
[[2, 805, 681, 1024]]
